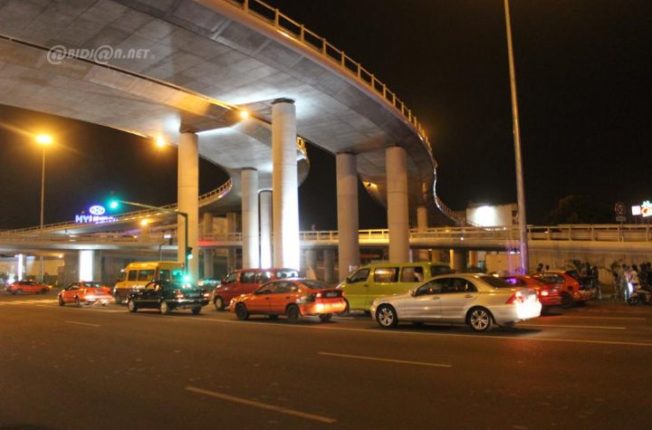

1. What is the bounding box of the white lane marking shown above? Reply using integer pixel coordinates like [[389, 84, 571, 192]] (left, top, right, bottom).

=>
[[551, 315, 646, 321], [318, 352, 452, 368], [64, 320, 101, 328], [185, 386, 336, 424], [181, 317, 652, 348], [519, 324, 626, 330]]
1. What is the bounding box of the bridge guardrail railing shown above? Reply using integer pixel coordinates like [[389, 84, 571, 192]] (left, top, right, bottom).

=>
[[2, 225, 650, 246], [1, 179, 233, 235], [225, 0, 431, 151]]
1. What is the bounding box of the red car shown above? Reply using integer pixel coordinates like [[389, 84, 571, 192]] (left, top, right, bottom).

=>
[[532, 270, 593, 308], [6, 280, 50, 295], [211, 268, 298, 311], [501, 275, 562, 312], [229, 278, 347, 322], [58, 281, 113, 306]]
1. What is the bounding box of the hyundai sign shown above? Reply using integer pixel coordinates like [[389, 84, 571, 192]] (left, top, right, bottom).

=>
[[75, 205, 117, 224]]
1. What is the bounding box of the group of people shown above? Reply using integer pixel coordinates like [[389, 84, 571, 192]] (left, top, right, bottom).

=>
[[612, 262, 651, 301]]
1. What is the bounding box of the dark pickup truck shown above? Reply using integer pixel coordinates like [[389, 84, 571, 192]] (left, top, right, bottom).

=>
[[127, 280, 209, 315]]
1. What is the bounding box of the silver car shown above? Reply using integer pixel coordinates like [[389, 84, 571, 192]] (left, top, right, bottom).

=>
[[370, 273, 542, 332]]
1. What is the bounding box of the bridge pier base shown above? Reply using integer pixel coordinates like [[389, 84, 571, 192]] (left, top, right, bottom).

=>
[[178, 131, 199, 280], [241, 168, 260, 268], [416, 206, 429, 261], [226, 212, 239, 271], [323, 249, 335, 283], [450, 249, 466, 272], [336, 152, 360, 280], [272, 98, 300, 269], [386, 146, 410, 263], [259, 190, 272, 268]]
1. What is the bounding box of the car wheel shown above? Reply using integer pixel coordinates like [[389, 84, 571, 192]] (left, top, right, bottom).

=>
[[318, 313, 333, 322], [214, 296, 224, 311], [10, 290, 17, 295], [268, 314, 278, 320], [468, 307, 493, 332], [337, 299, 350, 316], [41, 288, 48, 294], [16, 289, 22, 295], [191, 306, 202, 315], [127, 299, 138, 313], [375, 304, 398, 328], [74, 297, 81, 307], [286, 304, 300, 323], [159, 300, 170, 315], [114, 294, 122, 305], [58, 296, 65, 306], [235, 303, 249, 321], [560, 293, 573, 309]]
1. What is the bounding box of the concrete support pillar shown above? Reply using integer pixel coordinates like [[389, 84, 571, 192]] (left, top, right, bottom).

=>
[[323, 249, 335, 284], [203, 249, 214, 278], [16, 254, 25, 280], [62, 253, 78, 286], [178, 131, 199, 280], [259, 190, 273, 268], [450, 249, 466, 272], [78, 249, 100, 282], [202, 212, 214, 237], [468, 250, 479, 269], [226, 212, 238, 271], [336, 152, 360, 280], [305, 249, 317, 279], [416, 205, 429, 261], [386, 146, 410, 263], [241, 168, 260, 268], [271, 98, 300, 269]]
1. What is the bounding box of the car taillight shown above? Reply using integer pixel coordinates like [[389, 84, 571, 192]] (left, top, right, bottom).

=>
[[506, 291, 526, 304], [541, 290, 549, 297]]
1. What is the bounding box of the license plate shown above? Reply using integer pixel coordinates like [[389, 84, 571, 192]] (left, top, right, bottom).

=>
[[324, 291, 338, 298]]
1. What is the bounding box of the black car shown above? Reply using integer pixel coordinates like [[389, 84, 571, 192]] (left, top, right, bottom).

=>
[[127, 280, 209, 315]]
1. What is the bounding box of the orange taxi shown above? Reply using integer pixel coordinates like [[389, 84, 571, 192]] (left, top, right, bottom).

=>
[[5, 280, 50, 295], [229, 278, 346, 322], [58, 281, 113, 306]]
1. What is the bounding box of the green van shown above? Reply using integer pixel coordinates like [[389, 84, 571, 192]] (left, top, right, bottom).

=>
[[338, 261, 453, 312]]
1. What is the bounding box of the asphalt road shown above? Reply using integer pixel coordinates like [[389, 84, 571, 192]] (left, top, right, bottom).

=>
[[1, 293, 651, 430]]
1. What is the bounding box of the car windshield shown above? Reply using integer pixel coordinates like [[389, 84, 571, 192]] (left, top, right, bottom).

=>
[[276, 269, 299, 278], [479, 276, 511, 288], [81, 282, 102, 288], [300, 280, 331, 290]]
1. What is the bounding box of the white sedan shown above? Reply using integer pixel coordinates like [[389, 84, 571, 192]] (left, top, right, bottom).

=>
[[370, 273, 542, 332]]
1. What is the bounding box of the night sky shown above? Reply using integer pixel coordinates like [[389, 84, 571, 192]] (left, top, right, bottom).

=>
[[1, 0, 650, 230]]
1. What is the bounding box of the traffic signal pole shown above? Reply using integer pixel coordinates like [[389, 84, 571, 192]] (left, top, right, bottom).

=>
[[110, 199, 190, 276]]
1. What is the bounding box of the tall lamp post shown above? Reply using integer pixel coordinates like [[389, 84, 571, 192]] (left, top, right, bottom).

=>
[[503, 0, 529, 273], [109, 199, 191, 277], [35, 134, 53, 282]]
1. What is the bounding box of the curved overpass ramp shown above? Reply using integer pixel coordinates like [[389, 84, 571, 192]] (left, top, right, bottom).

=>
[[0, 0, 458, 226]]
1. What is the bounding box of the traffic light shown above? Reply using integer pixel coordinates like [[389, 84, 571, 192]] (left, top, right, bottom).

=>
[[108, 198, 120, 211], [186, 247, 193, 260]]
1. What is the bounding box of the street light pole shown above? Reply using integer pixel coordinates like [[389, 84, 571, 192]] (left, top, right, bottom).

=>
[[35, 134, 53, 283], [503, 0, 529, 273], [113, 200, 190, 276]]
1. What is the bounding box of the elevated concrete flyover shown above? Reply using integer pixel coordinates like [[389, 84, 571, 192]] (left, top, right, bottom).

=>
[[0, 0, 459, 280]]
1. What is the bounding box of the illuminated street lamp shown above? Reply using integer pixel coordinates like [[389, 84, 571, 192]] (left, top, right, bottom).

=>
[[35, 133, 54, 282], [503, 0, 529, 273]]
